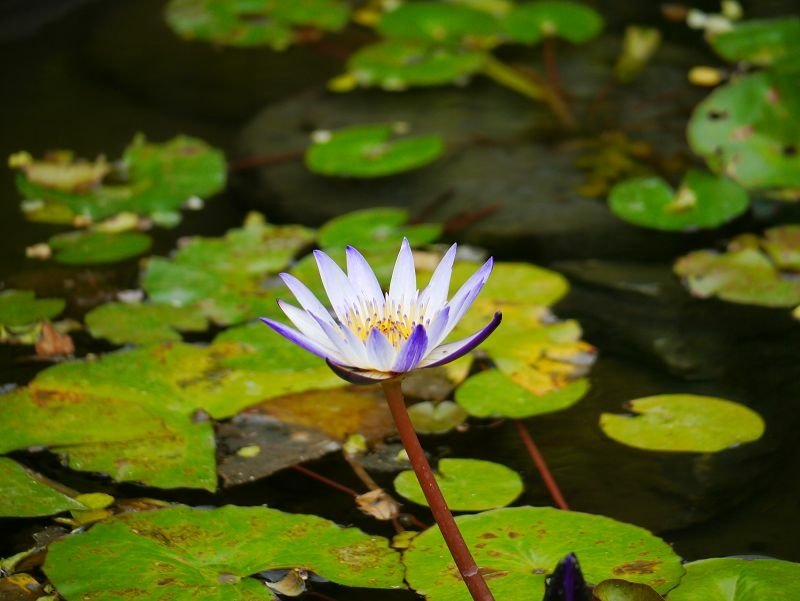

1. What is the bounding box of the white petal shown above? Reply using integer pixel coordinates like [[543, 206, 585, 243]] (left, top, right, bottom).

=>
[[314, 250, 358, 322], [418, 243, 456, 314], [277, 300, 329, 344], [423, 307, 451, 353], [365, 328, 396, 371], [311, 314, 366, 367], [346, 246, 384, 304], [279, 273, 336, 326], [388, 238, 416, 304]]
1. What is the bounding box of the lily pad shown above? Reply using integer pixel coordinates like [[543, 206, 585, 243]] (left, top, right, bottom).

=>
[[0, 457, 85, 518], [502, 1, 603, 45], [0, 289, 64, 329], [143, 213, 314, 325], [347, 39, 487, 90], [85, 302, 209, 345], [318, 207, 441, 253], [667, 557, 800, 601], [13, 134, 226, 225], [394, 458, 523, 511], [306, 123, 444, 178], [600, 394, 765, 453], [47, 230, 152, 265], [378, 2, 501, 46], [407, 401, 468, 434], [165, 0, 350, 50], [451, 261, 569, 307], [44, 505, 404, 600], [709, 17, 800, 67], [762, 225, 800, 270], [593, 579, 665, 601], [608, 170, 749, 231], [403, 506, 684, 599], [688, 69, 800, 190]]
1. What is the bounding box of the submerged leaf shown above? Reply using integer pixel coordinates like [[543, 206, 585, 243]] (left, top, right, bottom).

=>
[[667, 557, 800, 601]]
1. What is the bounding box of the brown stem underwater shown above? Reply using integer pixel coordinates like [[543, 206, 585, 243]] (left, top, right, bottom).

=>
[[514, 419, 570, 511]]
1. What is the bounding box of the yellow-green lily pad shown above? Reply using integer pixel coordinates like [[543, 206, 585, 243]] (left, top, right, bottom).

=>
[[0, 457, 85, 518], [451, 261, 570, 307], [668, 557, 800, 601], [709, 16, 800, 67], [762, 225, 800, 271], [502, 1, 603, 45], [306, 123, 444, 178], [44, 505, 404, 600], [599, 394, 765, 453], [47, 230, 152, 265], [378, 2, 501, 46], [85, 302, 209, 345], [318, 207, 441, 253], [394, 458, 523, 511], [608, 170, 749, 231], [403, 506, 684, 599]]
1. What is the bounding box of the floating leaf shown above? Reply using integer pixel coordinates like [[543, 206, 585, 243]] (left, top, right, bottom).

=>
[[47, 230, 152, 265], [394, 458, 523, 511], [451, 261, 569, 307], [502, 1, 603, 45], [0, 290, 64, 329], [306, 123, 444, 178], [668, 557, 800, 601], [318, 207, 441, 253], [85, 302, 209, 345], [403, 506, 684, 599], [0, 457, 85, 518], [762, 225, 800, 270], [600, 394, 765, 453], [347, 39, 486, 90], [407, 401, 468, 434], [13, 135, 226, 224], [688, 69, 800, 190], [143, 213, 314, 325], [608, 170, 749, 231], [593, 579, 665, 601], [378, 2, 501, 46], [165, 0, 350, 50], [44, 505, 404, 600], [709, 17, 800, 67]]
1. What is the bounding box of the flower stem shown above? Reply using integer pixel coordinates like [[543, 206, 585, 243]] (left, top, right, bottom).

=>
[[291, 464, 359, 497], [514, 419, 570, 511], [382, 380, 495, 601]]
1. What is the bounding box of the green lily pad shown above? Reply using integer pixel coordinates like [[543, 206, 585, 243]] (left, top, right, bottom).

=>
[[451, 261, 570, 307], [709, 17, 800, 67], [502, 1, 603, 45], [456, 368, 589, 418], [608, 170, 749, 231], [404, 506, 684, 599], [667, 557, 800, 601], [318, 207, 441, 253], [688, 69, 800, 190], [13, 134, 226, 224], [407, 401, 468, 434], [0, 457, 85, 518], [600, 394, 765, 453], [593, 579, 665, 601], [0, 289, 64, 329], [143, 213, 314, 325], [378, 2, 501, 46], [47, 230, 152, 265], [165, 0, 350, 50], [762, 225, 800, 270], [44, 505, 403, 600], [85, 302, 209, 345], [394, 458, 523, 511], [347, 39, 487, 90], [306, 123, 444, 178]]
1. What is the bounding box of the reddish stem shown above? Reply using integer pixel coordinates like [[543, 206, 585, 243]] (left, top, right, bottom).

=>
[[291, 464, 359, 497], [542, 37, 562, 94], [514, 419, 570, 510], [382, 380, 495, 601]]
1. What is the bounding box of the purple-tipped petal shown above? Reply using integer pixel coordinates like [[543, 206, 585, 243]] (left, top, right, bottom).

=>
[[277, 300, 328, 342], [326, 359, 395, 385], [313, 250, 357, 321], [260, 317, 335, 360], [419, 312, 502, 368], [346, 246, 384, 303], [279, 273, 335, 326], [448, 257, 493, 315], [388, 238, 416, 303], [424, 306, 450, 353], [365, 327, 396, 371], [418, 243, 457, 313], [392, 324, 428, 372]]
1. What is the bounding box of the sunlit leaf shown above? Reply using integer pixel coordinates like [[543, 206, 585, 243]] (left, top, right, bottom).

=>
[[378, 2, 501, 46], [451, 261, 570, 307], [600, 394, 765, 453], [403, 506, 684, 599], [709, 17, 800, 67], [502, 1, 603, 45], [0, 457, 85, 518], [318, 207, 441, 253], [306, 123, 444, 178], [44, 505, 404, 600], [608, 170, 749, 231], [667, 557, 800, 601], [394, 458, 523, 511], [85, 302, 209, 345], [47, 231, 152, 265]]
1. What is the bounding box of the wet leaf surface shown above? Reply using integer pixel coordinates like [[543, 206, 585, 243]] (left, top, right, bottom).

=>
[[305, 123, 444, 178], [709, 17, 800, 67], [0, 457, 84, 518], [407, 401, 468, 434], [600, 394, 765, 453], [502, 1, 603, 45], [667, 557, 800, 601], [85, 302, 209, 345], [318, 207, 441, 254], [378, 2, 501, 46], [47, 230, 152, 265], [609, 170, 749, 231], [394, 458, 523, 511], [403, 506, 684, 599], [13, 135, 226, 225], [44, 505, 404, 600]]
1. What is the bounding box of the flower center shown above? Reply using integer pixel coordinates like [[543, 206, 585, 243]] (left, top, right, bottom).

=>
[[344, 295, 426, 347]]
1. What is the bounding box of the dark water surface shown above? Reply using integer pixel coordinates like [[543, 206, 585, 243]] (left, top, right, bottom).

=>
[[1, 0, 799, 596]]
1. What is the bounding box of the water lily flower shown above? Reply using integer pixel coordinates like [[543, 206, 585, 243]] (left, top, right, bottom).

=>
[[261, 239, 501, 383]]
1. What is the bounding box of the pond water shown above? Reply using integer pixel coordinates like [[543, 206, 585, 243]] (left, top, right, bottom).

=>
[[1, 1, 799, 599]]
